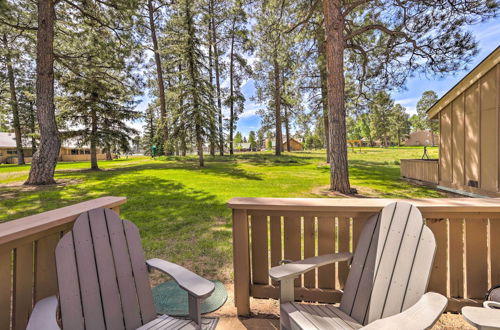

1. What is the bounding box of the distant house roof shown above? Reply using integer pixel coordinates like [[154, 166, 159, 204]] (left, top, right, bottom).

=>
[[0, 132, 17, 148], [268, 138, 303, 147], [427, 46, 500, 119]]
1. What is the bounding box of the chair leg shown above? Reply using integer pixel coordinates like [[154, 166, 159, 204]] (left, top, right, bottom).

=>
[[188, 293, 202, 328], [280, 278, 295, 303]]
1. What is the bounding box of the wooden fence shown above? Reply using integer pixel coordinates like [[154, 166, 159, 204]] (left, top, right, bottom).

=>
[[400, 159, 439, 184], [229, 197, 500, 316], [0, 196, 127, 330]]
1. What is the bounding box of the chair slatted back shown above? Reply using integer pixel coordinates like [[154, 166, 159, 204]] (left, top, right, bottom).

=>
[[55, 208, 156, 330], [340, 202, 436, 325]]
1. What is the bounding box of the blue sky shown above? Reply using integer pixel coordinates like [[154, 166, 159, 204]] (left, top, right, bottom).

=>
[[134, 17, 500, 138]]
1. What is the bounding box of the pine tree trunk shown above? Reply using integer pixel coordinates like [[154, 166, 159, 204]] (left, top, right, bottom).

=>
[[273, 53, 282, 156], [210, 0, 224, 156], [29, 102, 37, 154], [316, 26, 330, 163], [105, 142, 112, 160], [284, 106, 291, 152], [3, 34, 25, 165], [90, 105, 99, 170], [229, 20, 236, 156], [147, 0, 168, 153], [25, 0, 60, 185], [323, 0, 350, 193], [207, 15, 216, 157]]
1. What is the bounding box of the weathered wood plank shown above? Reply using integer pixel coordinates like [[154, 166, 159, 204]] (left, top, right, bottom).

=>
[[0, 249, 12, 330], [0, 196, 127, 246], [88, 209, 126, 329], [13, 243, 33, 330], [490, 218, 500, 287], [56, 233, 84, 330], [337, 217, 350, 289], [34, 233, 60, 303], [73, 213, 106, 330], [106, 210, 142, 329], [270, 215, 281, 287], [303, 215, 315, 288], [465, 218, 489, 299], [233, 209, 250, 316], [317, 216, 335, 290], [251, 214, 269, 285], [449, 218, 465, 298], [427, 218, 449, 297], [122, 217, 157, 324], [284, 215, 301, 287]]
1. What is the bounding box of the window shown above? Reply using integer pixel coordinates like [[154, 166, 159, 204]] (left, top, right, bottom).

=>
[[84, 149, 90, 154], [71, 149, 78, 155], [7, 150, 17, 155]]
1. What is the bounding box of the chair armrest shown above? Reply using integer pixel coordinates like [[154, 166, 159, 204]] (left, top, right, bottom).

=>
[[269, 252, 352, 281], [484, 300, 500, 309], [146, 258, 215, 299], [360, 292, 448, 330], [27, 295, 60, 330]]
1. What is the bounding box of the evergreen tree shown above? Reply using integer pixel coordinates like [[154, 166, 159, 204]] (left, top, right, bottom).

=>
[[390, 104, 411, 146], [369, 92, 394, 148], [248, 130, 256, 151], [416, 90, 439, 145]]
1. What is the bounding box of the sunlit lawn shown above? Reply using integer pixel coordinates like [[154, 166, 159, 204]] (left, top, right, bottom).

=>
[[0, 147, 441, 280]]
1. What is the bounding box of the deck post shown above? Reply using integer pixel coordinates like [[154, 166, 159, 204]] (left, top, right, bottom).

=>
[[232, 209, 250, 316]]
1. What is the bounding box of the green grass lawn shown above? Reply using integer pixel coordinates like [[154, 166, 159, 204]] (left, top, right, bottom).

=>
[[0, 147, 441, 280]]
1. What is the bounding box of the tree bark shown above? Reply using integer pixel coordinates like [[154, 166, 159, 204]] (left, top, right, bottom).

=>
[[147, 0, 168, 154], [26, 0, 60, 185], [316, 25, 330, 163], [90, 102, 99, 170], [105, 142, 112, 160], [29, 102, 37, 154], [2, 34, 25, 165], [273, 53, 282, 156], [207, 12, 216, 156], [229, 18, 236, 155], [323, 0, 350, 193], [210, 0, 224, 156], [284, 106, 291, 152]]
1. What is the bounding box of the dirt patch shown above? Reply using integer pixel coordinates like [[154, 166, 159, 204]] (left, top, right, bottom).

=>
[[311, 185, 380, 198], [0, 178, 82, 199]]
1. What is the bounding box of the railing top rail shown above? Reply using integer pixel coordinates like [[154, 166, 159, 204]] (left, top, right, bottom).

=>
[[0, 196, 127, 245], [228, 197, 500, 212], [400, 159, 439, 162]]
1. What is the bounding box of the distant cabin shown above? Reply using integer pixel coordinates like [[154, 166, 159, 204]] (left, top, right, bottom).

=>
[[405, 130, 439, 146], [0, 132, 33, 164], [234, 142, 253, 151], [0, 132, 111, 164], [401, 46, 499, 197], [59, 140, 109, 162], [266, 138, 303, 151]]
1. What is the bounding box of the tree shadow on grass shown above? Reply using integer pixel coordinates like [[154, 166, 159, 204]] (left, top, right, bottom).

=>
[[0, 172, 233, 281]]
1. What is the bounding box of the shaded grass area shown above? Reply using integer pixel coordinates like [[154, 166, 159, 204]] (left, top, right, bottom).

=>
[[0, 147, 442, 280]]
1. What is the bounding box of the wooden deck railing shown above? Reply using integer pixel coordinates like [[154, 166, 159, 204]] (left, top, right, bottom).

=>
[[400, 159, 439, 184], [229, 197, 500, 316], [0, 196, 127, 330]]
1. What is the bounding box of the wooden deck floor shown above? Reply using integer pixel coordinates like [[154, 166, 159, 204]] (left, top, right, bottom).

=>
[[210, 284, 474, 330]]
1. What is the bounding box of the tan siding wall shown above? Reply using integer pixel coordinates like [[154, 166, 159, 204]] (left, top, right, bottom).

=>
[[452, 95, 465, 185], [480, 67, 498, 191], [465, 82, 480, 184], [438, 63, 499, 195], [440, 105, 453, 184]]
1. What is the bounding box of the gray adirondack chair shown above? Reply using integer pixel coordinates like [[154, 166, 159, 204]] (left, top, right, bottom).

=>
[[27, 208, 216, 330], [269, 201, 448, 330]]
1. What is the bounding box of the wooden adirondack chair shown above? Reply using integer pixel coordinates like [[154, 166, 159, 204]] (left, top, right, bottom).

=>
[[27, 208, 216, 330], [269, 201, 448, 330]]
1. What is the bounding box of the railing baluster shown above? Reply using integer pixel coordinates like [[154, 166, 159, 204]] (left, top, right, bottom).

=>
[[34, 233, 60, 302], [303, 215, 315, 288], [0, 248, 12, 330], [13, 242, 34, 330], [283, 215, 301, 287], [449, 218, 465, 298], [465, 217, 489, 299], [337, 217, 350, 289], [250, 214, 269, 285], [318, 215, 335, 290]]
